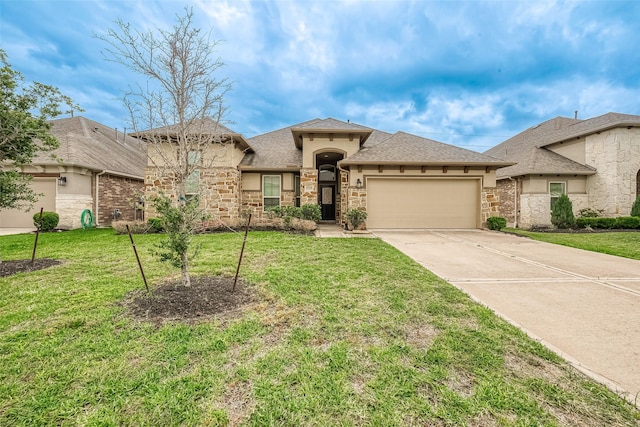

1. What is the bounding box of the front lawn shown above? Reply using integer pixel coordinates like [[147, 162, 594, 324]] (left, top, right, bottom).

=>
[[504, 229, 640, 261], [1, 229, 638, 426]]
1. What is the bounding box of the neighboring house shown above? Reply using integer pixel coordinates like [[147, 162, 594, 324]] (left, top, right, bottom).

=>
[[139, 117, 511, 229], [0, 116, 147, 229], [485, 112, 640, 228]]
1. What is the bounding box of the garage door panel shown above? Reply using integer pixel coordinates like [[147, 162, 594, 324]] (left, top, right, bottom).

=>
[[367, 178, 479, 229], [0, 178, 56, 228]]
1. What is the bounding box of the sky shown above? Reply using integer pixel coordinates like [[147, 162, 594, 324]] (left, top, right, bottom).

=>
[[2, 0, 640, 152]]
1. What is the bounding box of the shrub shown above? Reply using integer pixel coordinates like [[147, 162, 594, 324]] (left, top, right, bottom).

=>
[[576, 217, 616, 229], [147, 217, 164, 233], [631, 195, 640, 217], [578, 208, 602, 218], [33, 211, 59, 231], [345, 208, 367, 230], [300, 204, 322, 222], [487, 216, 507, 230], [615, 216, 640, 229], [112, 220, 148, 234], [550, 194, 575, 229]]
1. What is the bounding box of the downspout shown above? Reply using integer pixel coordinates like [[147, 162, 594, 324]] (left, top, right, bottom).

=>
[[508, 176, 518, 228], [95, 170, 107, 226]]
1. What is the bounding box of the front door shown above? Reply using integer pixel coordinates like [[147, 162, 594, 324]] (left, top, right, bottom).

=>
[[320, 185, 336, 220]]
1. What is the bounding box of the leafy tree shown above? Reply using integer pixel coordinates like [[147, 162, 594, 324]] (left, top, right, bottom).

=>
[[631, 195, 640, 217], [0, 49, 81, 210], [550, 194, 575, 229], [99, 8, 231, 287]]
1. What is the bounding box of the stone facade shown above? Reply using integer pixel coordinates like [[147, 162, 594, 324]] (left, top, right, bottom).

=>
[[97, 174, 144, 225], [481, 188, 500, 226], [300, 169, 318, 206], [57, 194, 94, 229], [199, 167, 240, 223], [585, 128, 640, 216]]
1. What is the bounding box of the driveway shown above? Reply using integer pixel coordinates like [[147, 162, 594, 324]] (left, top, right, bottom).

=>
[[373, 229, 640, 402]]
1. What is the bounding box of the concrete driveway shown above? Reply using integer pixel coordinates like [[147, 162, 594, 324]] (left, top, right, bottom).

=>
[[373, 229, 640, 402]]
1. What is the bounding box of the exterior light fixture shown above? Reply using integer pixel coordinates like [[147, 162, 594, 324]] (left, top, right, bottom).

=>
[[356, 178, 362, 188], [58, 176, 67, 186]]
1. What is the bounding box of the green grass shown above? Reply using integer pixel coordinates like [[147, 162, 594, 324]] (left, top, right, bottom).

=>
[[504, 229, 640, 260], [1, 228, 639, 426]]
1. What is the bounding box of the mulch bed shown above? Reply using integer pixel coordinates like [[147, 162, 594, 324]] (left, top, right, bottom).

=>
[[0, 258, 62, 277], [124, 275, 257, 324]]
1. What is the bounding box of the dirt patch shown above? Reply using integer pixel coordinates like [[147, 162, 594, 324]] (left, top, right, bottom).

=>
[[0, 258, 62, 277], [123, 275, 257, 324]]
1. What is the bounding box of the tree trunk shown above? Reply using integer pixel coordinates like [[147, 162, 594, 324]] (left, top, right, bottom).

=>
[[180, 251, 191, 287]]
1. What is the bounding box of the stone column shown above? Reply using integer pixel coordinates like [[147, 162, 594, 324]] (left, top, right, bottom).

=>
[[300, 168, 318, 206]]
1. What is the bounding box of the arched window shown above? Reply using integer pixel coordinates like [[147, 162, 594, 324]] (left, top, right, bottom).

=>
[[319, 164, 336, 182]]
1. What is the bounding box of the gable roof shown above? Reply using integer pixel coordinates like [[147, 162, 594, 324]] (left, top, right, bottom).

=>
[[32, 116, 147, 178], [290, 118, 373, 148], [132, 117, 254, 152], [341, 131, 511, 166], [483, 113, 640, 179], [240, 118, 377, 170]]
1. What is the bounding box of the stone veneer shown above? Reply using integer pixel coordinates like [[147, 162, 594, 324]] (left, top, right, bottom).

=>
[[585, 128, 640, 216], [518, 193, 589, 228], [240, 190, 297, 220], [299, 169, 318, 206], [97, 174, 144, 225], [57, 194, 94, 229], [144, 166, 241, 223], [481, 188, 500, 226]]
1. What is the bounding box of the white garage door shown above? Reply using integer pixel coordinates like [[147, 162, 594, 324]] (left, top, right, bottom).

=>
[[367, 178, 480, 229], [0, 177, 57, 228]]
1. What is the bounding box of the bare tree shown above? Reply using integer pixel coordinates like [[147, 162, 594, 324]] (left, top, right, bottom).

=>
[[99, 7, 232, 287]]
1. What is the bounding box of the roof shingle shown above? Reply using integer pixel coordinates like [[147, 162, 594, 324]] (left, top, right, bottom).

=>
[[33, 116, 147, 178]]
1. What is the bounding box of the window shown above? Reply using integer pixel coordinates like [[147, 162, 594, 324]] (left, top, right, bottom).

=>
[[185, 151, 201, 195], [185, 170, 200, 195], [549, 182, 566, 210], [263, 175, 281, 210], [294, 174, 301, 207], [319, 164, 336, 182]]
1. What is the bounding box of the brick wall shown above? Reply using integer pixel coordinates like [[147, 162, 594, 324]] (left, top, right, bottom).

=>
[[496, 179, 516, 226], [98, 174, 145, 225]]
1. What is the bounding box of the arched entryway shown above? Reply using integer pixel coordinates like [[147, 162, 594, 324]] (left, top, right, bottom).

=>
[[316, 151, 344, 221]]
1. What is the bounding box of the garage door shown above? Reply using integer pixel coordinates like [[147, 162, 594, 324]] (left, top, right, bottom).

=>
[[0, 177, 57, 228], [367, 178, 480, 229]]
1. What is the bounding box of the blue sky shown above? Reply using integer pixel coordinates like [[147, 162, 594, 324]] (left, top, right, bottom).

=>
[[2, 0, 639, 152]]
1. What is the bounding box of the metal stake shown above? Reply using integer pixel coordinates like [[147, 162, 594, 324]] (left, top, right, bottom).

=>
[[233, 214, 252, 291], [31, 208, 43, 264], [126, 224, 149, 292]]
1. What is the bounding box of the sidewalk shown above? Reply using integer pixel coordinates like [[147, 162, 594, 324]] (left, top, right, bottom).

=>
[[314, 224, 375, 238], [0, 228, 35, 236]]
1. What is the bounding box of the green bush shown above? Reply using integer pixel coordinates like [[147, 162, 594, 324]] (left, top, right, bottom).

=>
[[550, 194, 575, 229], [487, 216, 507, 230], [300, 204, 321, 222], [33, 211, 59, 231], [578, 208, 602, 218], [615, 216, 640, 229], [147, 217, 164, 233], [575, 217, 616, 229], [631, 195, 640, 217], [345, 208, 367, 230]]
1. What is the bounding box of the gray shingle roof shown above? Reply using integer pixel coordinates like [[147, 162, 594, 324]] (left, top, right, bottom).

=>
[[33, 116, 147, 178], [341, 131, 511, 165], [483, 113, 640, 178], [241, 118, 376, 169], [132, 117, 254, 152]]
